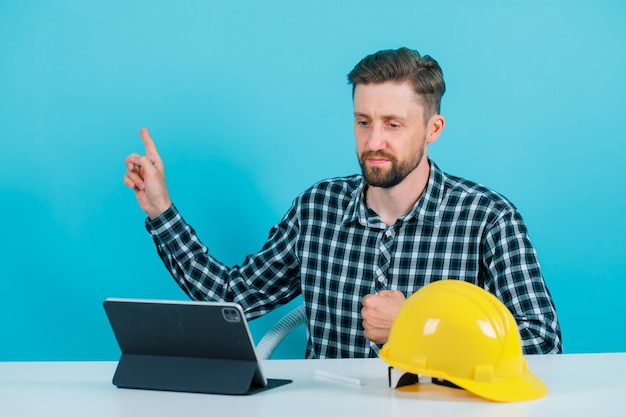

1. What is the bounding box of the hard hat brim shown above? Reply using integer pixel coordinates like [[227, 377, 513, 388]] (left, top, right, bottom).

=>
[[444, 368, 548, 402], [382, 352, 548, 402]]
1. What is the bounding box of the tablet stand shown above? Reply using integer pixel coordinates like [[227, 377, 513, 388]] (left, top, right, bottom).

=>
[[113, 353, 292, 395]]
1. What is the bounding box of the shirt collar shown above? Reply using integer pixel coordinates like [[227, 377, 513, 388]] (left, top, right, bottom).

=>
[[341, 158, 444, 227], [341, 179, 370, 227], [406, 159, 443, 226]]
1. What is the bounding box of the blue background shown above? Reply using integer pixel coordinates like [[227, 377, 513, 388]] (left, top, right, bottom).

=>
[[1, 0, 624, 360]]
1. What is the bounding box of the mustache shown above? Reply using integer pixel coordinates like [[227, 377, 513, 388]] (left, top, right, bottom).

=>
[[360, 151, 395, 160]]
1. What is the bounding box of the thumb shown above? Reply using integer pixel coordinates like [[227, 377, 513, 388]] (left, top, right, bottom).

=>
[[378, 290, 405, 300]]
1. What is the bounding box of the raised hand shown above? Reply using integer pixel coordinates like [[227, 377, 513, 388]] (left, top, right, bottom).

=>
[[123, 127, 172, 219]]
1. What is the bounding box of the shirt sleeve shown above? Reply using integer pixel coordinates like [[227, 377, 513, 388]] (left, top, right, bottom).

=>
[[145, 203, 302, 319], [482, 208, 563, 354]]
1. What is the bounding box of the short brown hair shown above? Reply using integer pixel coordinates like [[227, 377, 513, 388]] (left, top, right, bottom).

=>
[[347, 47, 446, 121]]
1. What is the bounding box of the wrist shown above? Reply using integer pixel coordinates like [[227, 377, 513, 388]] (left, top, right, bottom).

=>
[[147, 200, 172, 220]]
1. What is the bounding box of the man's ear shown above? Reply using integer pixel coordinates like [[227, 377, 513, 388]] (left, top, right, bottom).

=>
[[426, 114, 445, 144]]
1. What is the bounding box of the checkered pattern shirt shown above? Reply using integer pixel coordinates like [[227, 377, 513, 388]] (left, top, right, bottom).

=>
[[146, 160, 562, 358]]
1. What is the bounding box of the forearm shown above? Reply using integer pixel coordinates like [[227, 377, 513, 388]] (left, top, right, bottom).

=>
[[518, 311, 562, 354], [485, 211, 562, 354], [489, 262, 562, 354], [147, 204, 232, 302], [145, 204, 302, 318]]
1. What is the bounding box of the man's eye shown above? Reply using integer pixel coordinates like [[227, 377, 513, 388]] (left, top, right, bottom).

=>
[[389, 123, 400, 128], [357, 121, 369, 126]]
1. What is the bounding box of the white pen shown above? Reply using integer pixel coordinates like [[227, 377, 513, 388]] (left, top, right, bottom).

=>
[[313, 369, 364, 385]]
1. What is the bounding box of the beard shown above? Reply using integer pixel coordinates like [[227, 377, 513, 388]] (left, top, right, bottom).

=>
[[358, 143, 425, 189]]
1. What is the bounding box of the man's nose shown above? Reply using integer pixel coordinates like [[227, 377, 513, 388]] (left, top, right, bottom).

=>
[[368, 124, 387, 150]]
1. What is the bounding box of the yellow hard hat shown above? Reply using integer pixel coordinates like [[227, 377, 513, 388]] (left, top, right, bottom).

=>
[[380, 280, 547, 402]]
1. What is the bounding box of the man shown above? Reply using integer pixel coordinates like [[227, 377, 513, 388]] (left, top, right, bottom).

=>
[[124, 47, 562, 358]]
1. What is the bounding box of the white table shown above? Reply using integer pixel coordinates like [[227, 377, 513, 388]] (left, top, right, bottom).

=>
[[1, 353, 624, 416]]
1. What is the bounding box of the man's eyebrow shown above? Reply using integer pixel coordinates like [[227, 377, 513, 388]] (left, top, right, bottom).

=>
[[354, 112, 407, 122], [382, 115, 408, 122]]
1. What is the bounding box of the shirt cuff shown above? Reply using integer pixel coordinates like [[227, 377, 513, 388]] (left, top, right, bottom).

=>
[[144, 204, 186, 245]]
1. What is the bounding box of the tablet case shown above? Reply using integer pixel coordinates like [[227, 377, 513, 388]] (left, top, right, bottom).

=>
[[103, 298, 292, 395]]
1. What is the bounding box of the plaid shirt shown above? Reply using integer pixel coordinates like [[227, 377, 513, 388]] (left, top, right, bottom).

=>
[[147, 160, 562, 358]]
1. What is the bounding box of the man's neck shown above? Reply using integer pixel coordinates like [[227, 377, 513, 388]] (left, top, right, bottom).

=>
[[366, 159, 431, 227]]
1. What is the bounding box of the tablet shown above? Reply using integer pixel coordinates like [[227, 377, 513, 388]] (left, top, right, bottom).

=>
[[103, 298, 292, 395]]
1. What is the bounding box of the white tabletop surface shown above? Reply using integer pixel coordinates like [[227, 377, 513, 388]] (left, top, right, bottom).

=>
[[1, 353, 624, 417]]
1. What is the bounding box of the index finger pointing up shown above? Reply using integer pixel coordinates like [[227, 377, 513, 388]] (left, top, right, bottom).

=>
[[140, 127, 161, 163]]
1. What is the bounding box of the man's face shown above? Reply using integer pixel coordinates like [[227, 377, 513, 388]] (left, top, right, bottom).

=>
[[353, 81, 430, 188]]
